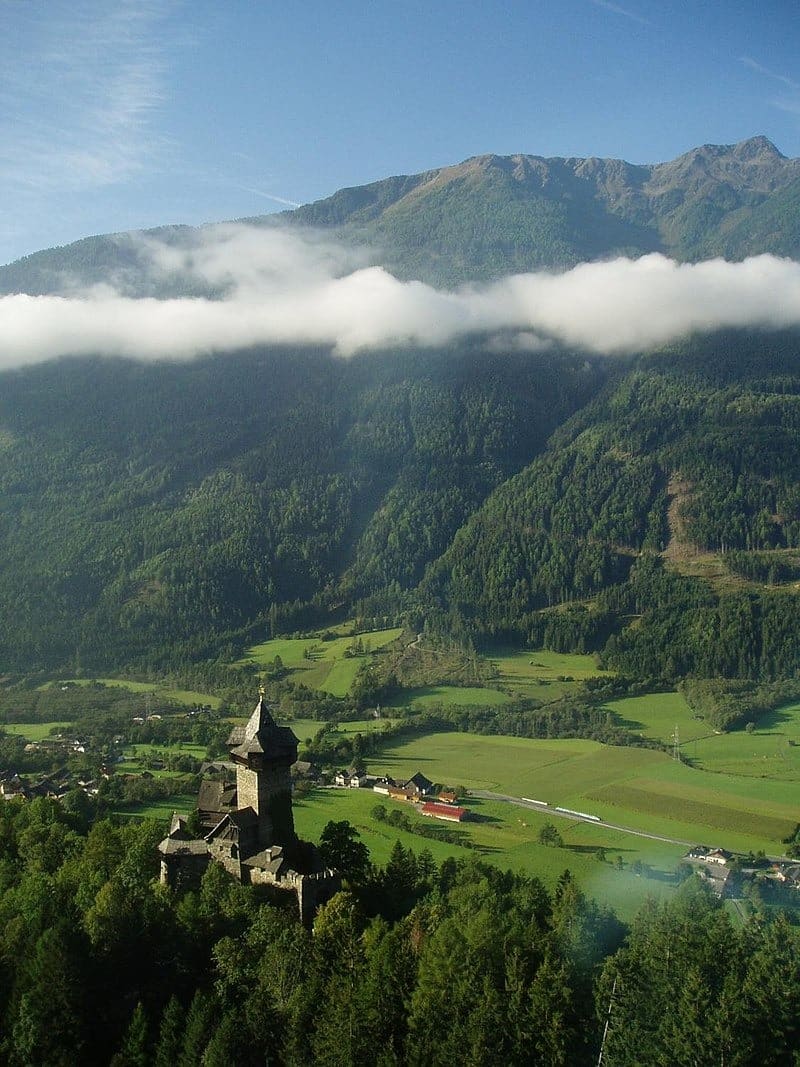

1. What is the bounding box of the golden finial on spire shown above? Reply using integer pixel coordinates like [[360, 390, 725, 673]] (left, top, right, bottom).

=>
[[258, 683, 266, 699]]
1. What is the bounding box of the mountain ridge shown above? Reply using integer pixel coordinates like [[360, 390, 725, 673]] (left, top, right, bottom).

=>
[[1, 135, 798, 294], [3, 137, 800, 678]]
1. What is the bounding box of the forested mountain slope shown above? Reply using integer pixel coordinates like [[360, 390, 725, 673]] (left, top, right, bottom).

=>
[[3, 137, 800, 678], [422, 330, 800, 681], [0, 345, 606, 672]]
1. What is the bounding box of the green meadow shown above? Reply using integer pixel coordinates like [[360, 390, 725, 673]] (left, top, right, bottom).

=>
[[486, 647, 613, 701], [387, 685, 511, 710], [292, 786, 681, 922], [685, 701, 800, 780], [604, 692, 711, 744], [41, 678, 221, 709], [115, 741, 207, 778], [2, 721, 73, 741], [381, 647, 614, 709], [238, 627, 404, 696], [112, 798, 193, 821], [232, 717, 395, 741], [126, 742, 208, 759], [358, 731, 798, 856]]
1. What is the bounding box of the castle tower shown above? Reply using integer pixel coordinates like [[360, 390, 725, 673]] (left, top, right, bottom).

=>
[[229, 687, 299, 851]]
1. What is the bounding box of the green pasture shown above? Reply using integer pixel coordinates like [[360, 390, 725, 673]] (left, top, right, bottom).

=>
[[2, 721, 73, 740], [684, 701, 800, 780], [605, 693, 800, 781], [116, 742, 208, 778], [387, 685, 510, 710], [238, 626, 404, 696], [320, 658, 364, 697], [127, 742, 208, 759], [111, 798, 193, 821], [224, 717, 394, 741], [292, 786, 681, 921], [604, 692, 711, 745], [361, 731, 798, 855], [115, 763, 196, 780], [42, 678, 221, 709], [486, 647, 612, 701]]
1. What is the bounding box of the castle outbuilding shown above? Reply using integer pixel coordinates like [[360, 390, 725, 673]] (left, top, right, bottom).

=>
[[158, 688, 339, 921]]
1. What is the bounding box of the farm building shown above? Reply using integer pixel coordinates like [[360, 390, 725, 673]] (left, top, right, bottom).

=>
[[406, 771, 434, 797], [686, 846, 732, 865], [372, 776, 397, 795], [387, 785, 417, 803], [421, 801, 468, 823]]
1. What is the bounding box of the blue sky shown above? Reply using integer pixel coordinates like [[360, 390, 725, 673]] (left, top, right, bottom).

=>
[[1, 0, 800, 265]]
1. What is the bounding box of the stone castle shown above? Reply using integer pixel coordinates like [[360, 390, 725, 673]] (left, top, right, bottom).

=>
[[158, 689, 339, 921]]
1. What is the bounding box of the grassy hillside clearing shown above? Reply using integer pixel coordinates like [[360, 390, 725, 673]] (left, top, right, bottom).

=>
[[112, 798, 194, 821], [2, 721, 73, 741], [40, 678, 221, 709], [223, 718, 396, 740], [238, 627, 404, 696], [604, 692, 710, 744], [387, 685, 511, 710], [486, 647, 613, 701]]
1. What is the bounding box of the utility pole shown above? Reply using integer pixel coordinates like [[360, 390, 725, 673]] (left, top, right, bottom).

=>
[[597, 975, 617, 1066]]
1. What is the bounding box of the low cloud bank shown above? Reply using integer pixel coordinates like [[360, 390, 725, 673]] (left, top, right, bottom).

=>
[[2, 225, 800, 369]]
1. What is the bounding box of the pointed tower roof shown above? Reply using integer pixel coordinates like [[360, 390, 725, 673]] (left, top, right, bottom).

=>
[[230, 687, 298, 763]]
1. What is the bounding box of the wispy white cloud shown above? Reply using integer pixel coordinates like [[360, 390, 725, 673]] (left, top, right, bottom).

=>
[[740, 55, 800, 123], [589, 0, 651, 28], [740, 55, 800, 93], [0, 0, 172, 193], [232, 185, 302, 209], [1, 227, 800, 368]]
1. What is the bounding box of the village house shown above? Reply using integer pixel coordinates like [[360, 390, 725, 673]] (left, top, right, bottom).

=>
[[405, 771, 434, 798], [334, 768, 367, 788], [371, 776, 396, 795], [0, 774, 27, 800], [685, 846, 732, 865]]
